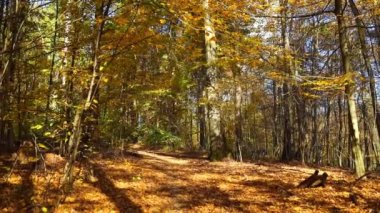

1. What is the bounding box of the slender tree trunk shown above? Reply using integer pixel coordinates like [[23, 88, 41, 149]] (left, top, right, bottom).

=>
[[60, 0, 78, 156], [348, 0, 380, 167], [338, 97, 344, 167], [325, 100, 331, 165], [45, 0, 59, 123], [0, 0, 26, 150], [295, 95, 307, 163], [375, 0, 380, 75], [312, 103, 320, 163], [130, 99, 138, 143], [189, 103, 193, 149], [61, 0, 112, 191], [234, 72, 243, 162], [310, 31, 321, 164], [272, 80, 278, 156], [280, 0, 293, 161], [360, 92, 373, 169], [335, 0, 365, 177], [197, 68, 207, 150], [198, 104, 207, 149], [0, 0, 9, 147]]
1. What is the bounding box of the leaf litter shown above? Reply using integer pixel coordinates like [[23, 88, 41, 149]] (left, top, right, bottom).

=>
[[0, 150, 379, 212]]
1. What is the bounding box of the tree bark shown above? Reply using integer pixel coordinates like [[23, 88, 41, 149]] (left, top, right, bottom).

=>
[[272, 80, 279, 156], [335, 0, 365, 177], [337, 97, 344, 167], [197, 67, 208, 150], [0, 0, 26, 150], [234, 71, 243, 162], [45, 0, 59, 123], [348, 0, 380, 168], [203, 0, 222, 160], [280, 0, 293, 161]]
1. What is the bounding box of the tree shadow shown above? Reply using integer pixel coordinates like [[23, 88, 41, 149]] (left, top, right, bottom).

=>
[[63, 200, 107, 211], [242, 179, 295, 200], [20, 164, 36, 212], [90, 163, 142, 213], [0, 182, 18, 209], [366, 198, 380, 211], [123, 150, 144, 159], [119, 155, 252, 211], [329, 179, 380, 211], [0, 161, 36, 212], [132, 158, 206, 185], [241, 178, 345, 210], [153, 184, 249, 211]]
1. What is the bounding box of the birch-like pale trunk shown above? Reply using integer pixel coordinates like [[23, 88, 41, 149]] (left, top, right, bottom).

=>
[[335, 0, 365, 177], [234, 72, 243, 162], [348, 0, 380, 168]]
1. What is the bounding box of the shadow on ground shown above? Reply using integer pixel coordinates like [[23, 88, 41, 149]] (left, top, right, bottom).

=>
[[154, 184, 249, 211], [91, 162, 142, 213], [0, 158, 36, 212]]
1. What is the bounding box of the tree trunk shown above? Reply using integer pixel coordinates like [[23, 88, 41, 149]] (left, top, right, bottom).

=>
[[280, 0, 293, 161], [45, 0, 59, 124], [203, 0, 222, 160], [234, 72, 243, 162], [61, 0, 112, 191], [335, 0, 365, 177], [325, 100, 331, 165], [59, 0, 78, 156], [338, 97, 344, 167], [0, 0, 26, 150], [272, 80, 279, 156], [348, 0, 380, 168], [197, 66, 207, 149]]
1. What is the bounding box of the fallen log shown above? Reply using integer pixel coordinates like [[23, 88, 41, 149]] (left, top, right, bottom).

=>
[[297, 170, 328, 188]]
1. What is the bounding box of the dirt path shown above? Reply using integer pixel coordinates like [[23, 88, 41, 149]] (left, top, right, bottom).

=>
[[134, 150, 191, 165], [59, 150, 380, 212], [1, 150, 380, 212]]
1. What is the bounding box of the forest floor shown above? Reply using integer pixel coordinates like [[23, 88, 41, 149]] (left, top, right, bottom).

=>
[[1, 145, 380, 212]]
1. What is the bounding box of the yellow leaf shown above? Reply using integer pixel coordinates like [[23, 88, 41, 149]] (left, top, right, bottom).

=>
[[43, 132, 52, 137], [41, 207, 48, 213], [38, 143, 49, 150], [31, 124, 43, 130]]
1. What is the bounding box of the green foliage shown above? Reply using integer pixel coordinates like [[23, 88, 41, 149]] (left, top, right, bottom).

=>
[[140, 126, 182, 149]]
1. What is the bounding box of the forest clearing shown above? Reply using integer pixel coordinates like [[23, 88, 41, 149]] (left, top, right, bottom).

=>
[[1, 0, 380, 212], [1, 145, 380, 212]]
